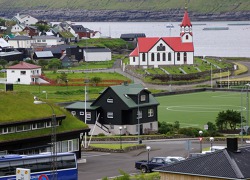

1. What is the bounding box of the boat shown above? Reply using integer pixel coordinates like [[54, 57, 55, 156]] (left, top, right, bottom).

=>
[[203, 27, 229, 30], [166, 24, 174, 28]]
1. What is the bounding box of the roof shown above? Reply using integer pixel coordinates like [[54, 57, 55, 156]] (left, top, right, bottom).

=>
[[33, 36, 61, 40], [65, 101, 99, 110], [85, 48, 111, 53], [7, 61, 41, 69], [70, 25, 93, 33], [181, 10, 192, 27], [154, 146, 250, 179], [9, 36, 31, 40], [0, 38, 11, 47], [130, 37, 194, 56], [35, 51, 53, 58], [120, 33, 146, 39], [94, 83, 159, 109]]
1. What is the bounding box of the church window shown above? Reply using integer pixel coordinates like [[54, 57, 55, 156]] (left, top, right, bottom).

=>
[[157, 44, 165, 51], [186, 35, 189, 40], [162, 53, 166, 61], [142, 53, 146, 62], [151, 53, 154, 61], [157, 53, 160, 61], [184, 52, 187, 62], [168, 52, 171, 61], [177, 52, 180, 61]]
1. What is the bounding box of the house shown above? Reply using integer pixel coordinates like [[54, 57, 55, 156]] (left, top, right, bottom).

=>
[[69, 25, 94, 40], [6, 61, 48, 84], [0, 48, 23, 62], [0, 91, 89, 158], [7, 35, 35, 48], [60, 54, 73, 68], [22, 26, 39, 36], [84, 47, 112, 62], [11, 13, 38, 25], [129, 8, 194, 68], [11, 24, 25, 33], [65, 83, 159, 135], [0, 38, 12, 48], [154, 138, 250, 180], [32, 35, 64, 47], [120, 33, 146, 42]]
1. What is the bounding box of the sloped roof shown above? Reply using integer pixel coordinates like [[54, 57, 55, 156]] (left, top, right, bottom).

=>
[[65, 102, 99, 110], [131, 37, 193, 56], [181, 10, 192, 27], [8, 61, 41, 69], [120, 33, 146, 39], [9, 35, 31, 40], [0, 38, 11, 47], [94, 83, 159, 109], [154, 146, 250, 179], [35, 51, 53, 58], [71, 25, 93, 33]]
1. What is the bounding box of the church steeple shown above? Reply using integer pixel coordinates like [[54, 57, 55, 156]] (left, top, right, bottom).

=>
[[180, 5, 193, 43]]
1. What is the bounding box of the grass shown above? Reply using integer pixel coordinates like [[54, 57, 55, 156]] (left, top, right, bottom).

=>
[[156, 91, 245, 129], [89, 143, 141, 149]]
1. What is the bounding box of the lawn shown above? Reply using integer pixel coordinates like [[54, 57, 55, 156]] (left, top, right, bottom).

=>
[[156, 91, 246, 129]]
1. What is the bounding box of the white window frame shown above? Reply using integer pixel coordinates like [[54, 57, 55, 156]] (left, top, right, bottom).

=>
[[107, 98, 113, 103], [107, 112, 114, 119], [148, 109, 154, 117], [80, 111, 84, 116], [140, 95, 146, 102], [86, 112, 91, 120], [46, 121, 51, 127], [137, 110, 142, 119]]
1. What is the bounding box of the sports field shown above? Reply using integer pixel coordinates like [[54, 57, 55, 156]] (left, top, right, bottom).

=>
[[156, 91, 248, 129]]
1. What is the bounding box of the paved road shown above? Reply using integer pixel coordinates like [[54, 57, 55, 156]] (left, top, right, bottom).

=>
[[77, 139, 219, 180]]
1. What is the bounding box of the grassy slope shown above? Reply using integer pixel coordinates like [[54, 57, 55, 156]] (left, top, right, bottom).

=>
[[0, 0, 250, 13]]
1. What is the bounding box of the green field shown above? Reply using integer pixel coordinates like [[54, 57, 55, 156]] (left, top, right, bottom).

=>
[[157, 91, 248, 129]]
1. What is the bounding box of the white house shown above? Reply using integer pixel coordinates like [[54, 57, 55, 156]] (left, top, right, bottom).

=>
[[7, 62, 48, 85], [0, 38, 11, 48], [11, 13, 38, 26], [7, 36, 35, 48], [32, 36, 64, 46], [84, 48, 112, 62], [11, 24, 25, 33], [129, 9, 194, 68]]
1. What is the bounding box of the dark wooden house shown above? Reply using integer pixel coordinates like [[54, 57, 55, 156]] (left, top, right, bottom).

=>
[[65, 83, 159, 135]]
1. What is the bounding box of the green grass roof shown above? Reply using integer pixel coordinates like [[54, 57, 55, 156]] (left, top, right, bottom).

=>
[[0, 91, 88, 143]]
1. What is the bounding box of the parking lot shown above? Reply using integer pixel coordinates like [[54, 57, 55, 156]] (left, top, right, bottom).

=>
[[78, 139, 208, 180]]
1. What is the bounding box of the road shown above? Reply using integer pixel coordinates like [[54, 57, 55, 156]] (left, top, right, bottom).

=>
[[77, 139, 218, 180]]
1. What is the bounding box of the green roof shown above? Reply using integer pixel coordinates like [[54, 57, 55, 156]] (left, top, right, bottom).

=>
[[59, 31, 74, 38], [66, 101, 99, 110], [106, 83, 159, 108], [0, 91, 88, 143]]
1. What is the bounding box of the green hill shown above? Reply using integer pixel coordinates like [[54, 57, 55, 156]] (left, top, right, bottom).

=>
[[0, 0, 250, 13]]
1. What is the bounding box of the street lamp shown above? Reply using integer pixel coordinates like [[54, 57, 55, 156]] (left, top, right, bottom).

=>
[[119, 126, 122, 150], [34, 97, 57, 180], [137, 92, 141, 144], [146, 146, 151, 163], [199, 130, 203, 153], [210, 137, 214, 152], [42, 90, 47, 99]]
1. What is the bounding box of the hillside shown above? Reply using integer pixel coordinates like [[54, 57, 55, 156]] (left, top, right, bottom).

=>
[[0, 0, 250, 21]]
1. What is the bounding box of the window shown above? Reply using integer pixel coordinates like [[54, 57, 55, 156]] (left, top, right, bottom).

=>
[[80, 111, 84, 115], [2, 127, 15, 134], [20, 71, 26, 75], [157, 53, 160, 61], [133, 57, 135, 62], [157, 44, 165, 51], [140, 95, 146, 101], [150, 123, 153, 129], [16, 124, 31, 132], [151, 53, 154, 61], [86, 112, 91, 120], [148, 109, 154, 117], [107, 98, 113, 103], [107, 112, 113, 118], [68, 140, 73, 152], [162, 53, 166, 61], [11, 70, 15, 73], [79, 49, 82, 52], [186, 35, 189, 40], [42, 40, 46, 42], [177, 52, 180, 61], [168, 52, 171, 61], [46, 121, 51, 127], [71, 111, 76, 116], [184, 52, 187, 63], [142, 53, 146, 62]]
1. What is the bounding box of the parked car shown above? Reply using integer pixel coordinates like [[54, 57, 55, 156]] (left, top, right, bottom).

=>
[[135, 157, 173, 173], [166, 156, 186, 162]]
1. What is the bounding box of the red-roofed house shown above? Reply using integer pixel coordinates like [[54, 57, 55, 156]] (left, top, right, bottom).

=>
[[7, 62, 48, 84], [129, 9, 194, 68]]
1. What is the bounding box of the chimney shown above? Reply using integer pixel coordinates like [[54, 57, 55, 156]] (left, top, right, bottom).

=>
[[227, 138, 240, 153]]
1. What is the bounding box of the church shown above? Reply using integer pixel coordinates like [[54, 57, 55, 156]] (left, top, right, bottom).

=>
[[129, 8, 194, 68]]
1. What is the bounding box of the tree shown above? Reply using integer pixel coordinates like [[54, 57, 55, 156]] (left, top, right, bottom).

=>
[[48, 58, 61, 72], [216, 109, 243, 131], [0, 59, 8, 68], [90, 77, 102, 86], [38, 60, 48, 70]]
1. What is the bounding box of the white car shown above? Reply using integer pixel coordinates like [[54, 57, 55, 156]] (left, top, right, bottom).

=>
[[166, 156, 185, 163]]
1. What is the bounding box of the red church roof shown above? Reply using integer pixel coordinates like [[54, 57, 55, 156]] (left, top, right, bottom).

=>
[[8, 61, 41, 69], [130, 37, 194, 56], [181, 10, 192, 27]]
